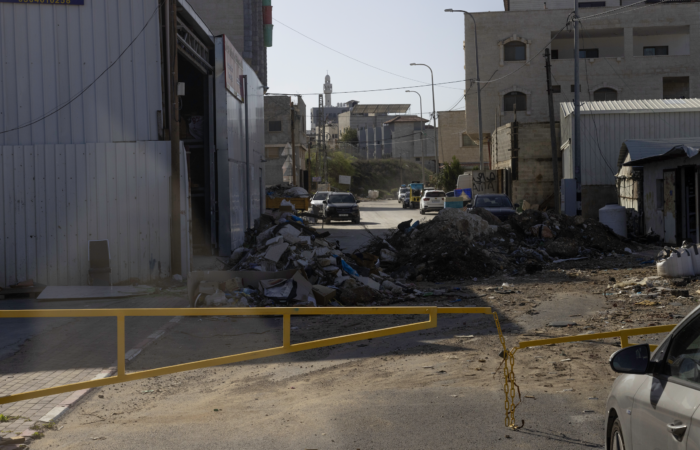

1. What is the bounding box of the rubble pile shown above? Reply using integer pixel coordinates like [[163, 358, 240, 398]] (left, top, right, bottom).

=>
[[195, 209, 420, 308], [265, 183, 310, 199], [373, 209, 633, 282]]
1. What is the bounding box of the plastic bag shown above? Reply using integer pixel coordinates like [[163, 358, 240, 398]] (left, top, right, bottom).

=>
[[657, 248, 695, 277]]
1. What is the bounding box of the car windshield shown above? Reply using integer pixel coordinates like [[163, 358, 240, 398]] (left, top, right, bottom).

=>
[[313, 192, 328, 200], [400, 188, 408, 193], [328, 194, 355, 204], [426, 191, 445, 198], [475, 196, 512, 208]]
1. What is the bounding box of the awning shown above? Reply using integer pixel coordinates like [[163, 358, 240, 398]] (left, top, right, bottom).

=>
[[621, 138, 700, 166]]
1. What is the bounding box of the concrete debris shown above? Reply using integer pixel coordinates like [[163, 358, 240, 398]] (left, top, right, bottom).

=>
[[366, 208, 633, 282]]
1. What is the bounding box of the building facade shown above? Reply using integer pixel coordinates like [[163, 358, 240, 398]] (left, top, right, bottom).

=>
[[463, 2, 700, 139], [264, 96, 308, 187], [188, 0, 270, 85], [437, 110, 481, 168]]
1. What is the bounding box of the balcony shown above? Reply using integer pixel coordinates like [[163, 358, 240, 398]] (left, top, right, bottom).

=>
[[633, 26, 689, 57], [551, 28, 624, 60]]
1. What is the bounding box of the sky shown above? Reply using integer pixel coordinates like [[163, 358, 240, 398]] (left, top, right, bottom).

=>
[[266, 0, 505, 128]]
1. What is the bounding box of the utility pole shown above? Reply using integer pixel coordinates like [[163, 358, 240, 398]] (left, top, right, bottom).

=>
[[317, 95, 322, 190], [168, 0, 182, 275], [446, 9, 484, 170], [545, 49, 560, 213], [291, 99, 296, 186], [410, 63, 439, 174], [574, 3, 582, 216], [406, 90, 425, 184], [322, 102, 327, 185]]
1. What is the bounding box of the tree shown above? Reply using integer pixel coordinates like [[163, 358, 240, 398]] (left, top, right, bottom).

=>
[[339, 128, 358, 145], [436, 156, 465, 192]]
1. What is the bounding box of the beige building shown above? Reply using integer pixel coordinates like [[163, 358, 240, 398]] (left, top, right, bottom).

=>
[[437, 110, 481, 168], [264, 96, 308, 187], [462, 1, 699, 139]]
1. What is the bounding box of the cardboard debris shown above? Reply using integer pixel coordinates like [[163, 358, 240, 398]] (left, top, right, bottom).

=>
[[265, 242, 289, 262]]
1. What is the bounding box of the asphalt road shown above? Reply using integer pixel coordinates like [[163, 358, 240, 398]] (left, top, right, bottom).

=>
[[321, 199, 433, 253]]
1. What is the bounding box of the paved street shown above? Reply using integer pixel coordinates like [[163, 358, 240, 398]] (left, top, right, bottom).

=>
[[320, 199, 432, 252], [0, 290, 188, 438]]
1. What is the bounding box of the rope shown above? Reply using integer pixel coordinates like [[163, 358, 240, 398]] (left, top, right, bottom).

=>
[[494, 312, 524, 429]]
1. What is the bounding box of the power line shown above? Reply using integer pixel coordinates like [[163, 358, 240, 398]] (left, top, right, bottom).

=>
[[0, 0, 164, 136], [265, 79, 467, 97], [273, 18, 463, 91]]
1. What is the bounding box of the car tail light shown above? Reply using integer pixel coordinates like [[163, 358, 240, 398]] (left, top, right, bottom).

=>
[[423, 198, 429, 201]]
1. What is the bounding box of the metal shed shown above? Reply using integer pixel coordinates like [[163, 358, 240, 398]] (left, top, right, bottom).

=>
[[560, 99, 700, 217]]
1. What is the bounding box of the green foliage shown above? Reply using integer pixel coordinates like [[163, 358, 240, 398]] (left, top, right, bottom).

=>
[[433, 156, 465, 192], [0, 414, 8, 423], [339, 128, 358, 144]]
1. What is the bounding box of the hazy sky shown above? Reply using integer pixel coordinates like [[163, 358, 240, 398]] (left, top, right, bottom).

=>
[[266, 0, 505, 128]]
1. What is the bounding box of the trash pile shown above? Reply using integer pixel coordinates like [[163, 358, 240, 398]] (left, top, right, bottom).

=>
[[266, 183, 310, 199], [193, 208, 421, 308], [369, 209, 635, 282], [605, 276, 691, 302]]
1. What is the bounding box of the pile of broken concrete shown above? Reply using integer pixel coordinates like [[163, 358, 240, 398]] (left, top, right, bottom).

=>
[[194, 210, 420, 308], [374, 208, 634, 282]]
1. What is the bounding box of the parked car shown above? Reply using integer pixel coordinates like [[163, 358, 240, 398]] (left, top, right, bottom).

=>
[[310, 191, 330, 216], [323, 192, 361, 224], [606, 304, 700, 449], [398, 187, 409, 203], [470, 194, 517, 222], [420, 190, 446, 215]]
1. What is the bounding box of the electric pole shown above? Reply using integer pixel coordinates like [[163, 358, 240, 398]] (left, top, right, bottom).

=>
[[291, 99, 296, 186], [574, 4, 582, 215], [545, 48, 560, 213], [168, 0, 182, 275]]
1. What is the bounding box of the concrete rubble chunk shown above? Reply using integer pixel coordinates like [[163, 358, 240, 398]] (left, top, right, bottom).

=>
[[264, 242, 289, 262], [380, 248, 397, 263], [266, 236, 284, 246]]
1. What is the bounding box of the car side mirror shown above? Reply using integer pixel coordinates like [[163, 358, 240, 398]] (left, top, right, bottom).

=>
[[609, 344, 651, 374], [322, 200, 327, 204]]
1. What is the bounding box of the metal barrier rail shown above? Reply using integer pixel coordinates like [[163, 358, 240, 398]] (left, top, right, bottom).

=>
[[0, 306, 492, 405], [517, 324, 676, 351]]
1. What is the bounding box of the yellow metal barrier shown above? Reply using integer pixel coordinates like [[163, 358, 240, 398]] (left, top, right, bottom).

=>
[[0, 306, 492, 405], [517, 324, 676, 351]]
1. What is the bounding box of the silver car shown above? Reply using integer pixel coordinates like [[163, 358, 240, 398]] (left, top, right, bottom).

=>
[[310, 191, 330, 216], [606, 305, 700, 449]]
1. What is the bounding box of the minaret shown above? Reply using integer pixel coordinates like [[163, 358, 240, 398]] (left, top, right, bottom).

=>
[[324, 74, 332, 107]]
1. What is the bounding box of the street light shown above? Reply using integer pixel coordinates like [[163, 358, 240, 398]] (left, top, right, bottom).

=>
[[445, 8, 484, 171], [406, 90, 426, 184], [410, 63, 438, 174]]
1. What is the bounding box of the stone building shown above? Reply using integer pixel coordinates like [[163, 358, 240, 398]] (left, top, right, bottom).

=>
[[264, 96, 308, 187], [461, 1, 700, 140], [188, 0, 269, 85], [437, 110, 481, 168]]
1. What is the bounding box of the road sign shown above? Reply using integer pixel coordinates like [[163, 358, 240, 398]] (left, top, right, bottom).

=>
[[339, 175, 351, 185]]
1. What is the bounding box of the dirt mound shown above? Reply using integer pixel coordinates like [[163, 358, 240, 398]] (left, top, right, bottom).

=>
[[469, 207, 501, 225], [372, 209, 632, 282]]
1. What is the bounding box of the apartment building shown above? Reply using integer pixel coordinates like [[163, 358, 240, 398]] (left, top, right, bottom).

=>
[[264, 96, 308, 187], [462, 0, 699, 139]]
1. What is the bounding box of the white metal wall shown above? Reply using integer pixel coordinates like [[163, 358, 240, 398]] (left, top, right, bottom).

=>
[[0, 0, 162, 146], [560, 110, 700, 186], [0, 142, 181, 287]]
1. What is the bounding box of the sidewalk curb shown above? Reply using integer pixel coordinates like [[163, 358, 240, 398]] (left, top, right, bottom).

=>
[[19, 316, 183, 437]]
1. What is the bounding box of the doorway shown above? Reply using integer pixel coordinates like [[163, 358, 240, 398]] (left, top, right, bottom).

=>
[[178, 56, 214, 255]]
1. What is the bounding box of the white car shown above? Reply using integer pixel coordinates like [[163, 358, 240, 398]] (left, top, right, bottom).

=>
[[310, 191, 330, 216], [419, 190, 445, 215], [606, 304, 700, 449], [398, 187, 409, 203]]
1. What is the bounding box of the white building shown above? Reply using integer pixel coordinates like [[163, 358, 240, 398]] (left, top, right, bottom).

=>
[[560, 99, 700, 217]]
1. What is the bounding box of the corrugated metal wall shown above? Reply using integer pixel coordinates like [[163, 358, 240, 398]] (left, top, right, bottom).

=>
[[0, 0, 162, 146], [214, 37, 265, 255], [560, 110, 700, 186], [0, 142, 182, 287]]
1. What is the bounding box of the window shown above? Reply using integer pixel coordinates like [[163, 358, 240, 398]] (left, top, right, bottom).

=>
[[656, 179, 664, 209], [570, 85, 581, 93], [643, 46, 669, 56], [664, 77, 689, 99], [551, 50, 559, 59], [579, 1, 605, 6], [504, 42, 526, 61], [474, 195, 513, 208], [462, 133, 476, 147], [594, 88, 618, 101], [268, 121, 282, 132], [265, 148, 279, 159], [503, 91, 527, 113], [426, 191, 446, 198], [662, 314, 700, 384], [415, 158, 421, 162], [312, 192, 328, 200], [551, 85, 561, 93], [579, 48, 599, 58]]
